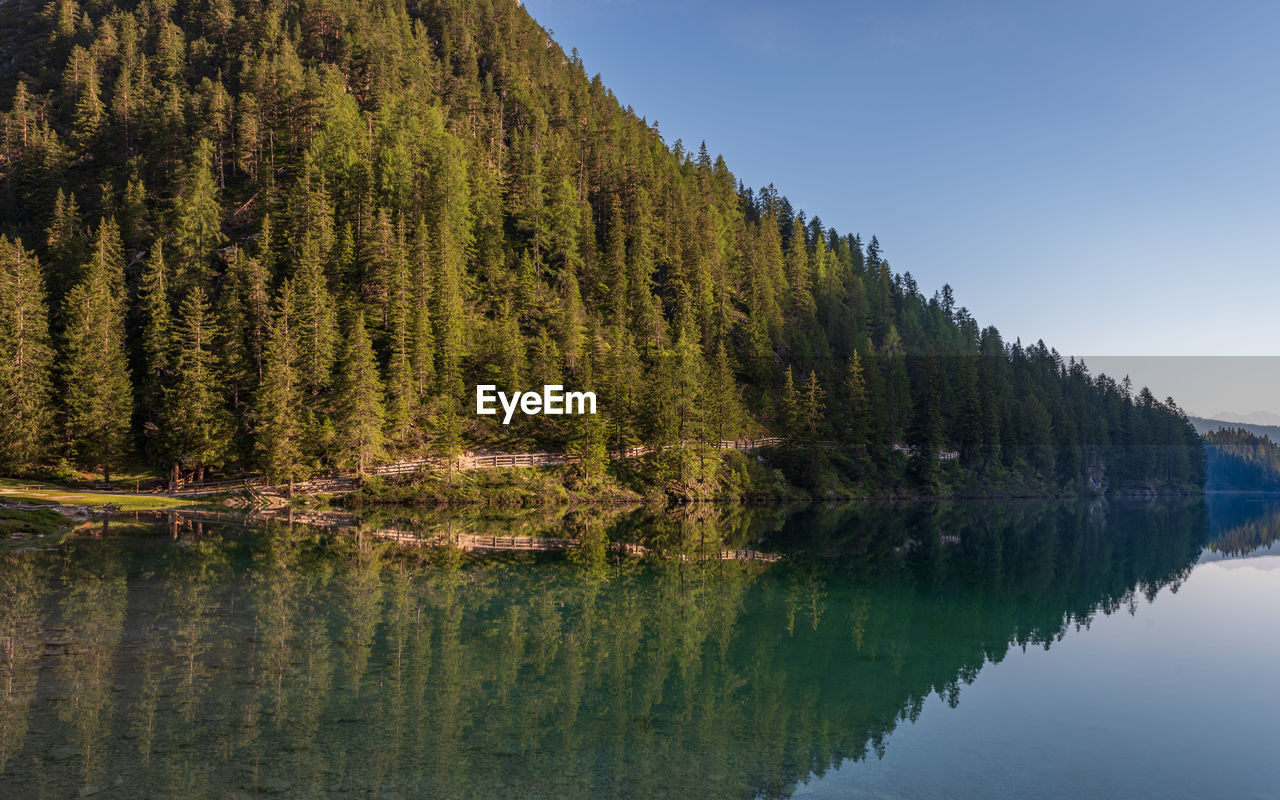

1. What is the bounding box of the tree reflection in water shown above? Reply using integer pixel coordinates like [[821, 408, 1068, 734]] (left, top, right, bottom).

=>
[[0, 499, 1219, 798]]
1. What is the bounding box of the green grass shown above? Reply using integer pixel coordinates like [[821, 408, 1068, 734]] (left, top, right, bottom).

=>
[[0, 507, 74, 549], [0, 477, 192, 510]]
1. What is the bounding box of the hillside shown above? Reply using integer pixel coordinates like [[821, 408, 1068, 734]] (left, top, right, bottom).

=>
[[1203, 428, 1280, 493], [0, 0, 1203, 496], [1190, 416, 1280, 442]]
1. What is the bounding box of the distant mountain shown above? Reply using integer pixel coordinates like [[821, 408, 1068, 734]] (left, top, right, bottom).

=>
[[1211, 411, 1280, 426], [1190, 417, 1280, 442]]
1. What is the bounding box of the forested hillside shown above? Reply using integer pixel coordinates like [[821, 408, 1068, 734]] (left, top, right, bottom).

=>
[[0, 0, 1203, 494], [1203, 428, 1280, 492]]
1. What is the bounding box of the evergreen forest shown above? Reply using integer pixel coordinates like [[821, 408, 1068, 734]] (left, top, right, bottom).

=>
[[0, 0, 1205, 495], [1203, 428, 1280, 493]]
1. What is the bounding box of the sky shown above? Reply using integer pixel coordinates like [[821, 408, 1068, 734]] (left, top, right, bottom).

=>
[[524, 0, 1280, 416]]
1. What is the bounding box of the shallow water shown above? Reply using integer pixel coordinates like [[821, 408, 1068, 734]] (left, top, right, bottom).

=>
[[0, 498, 1276, 799]]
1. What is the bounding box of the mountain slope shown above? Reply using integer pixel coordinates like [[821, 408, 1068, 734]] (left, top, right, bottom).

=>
[[0, 0, 1203, 495], [1190, 416, 1280, 442]]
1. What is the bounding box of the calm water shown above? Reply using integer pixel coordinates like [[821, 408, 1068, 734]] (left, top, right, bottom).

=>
[[0, 499, 1277, 799]]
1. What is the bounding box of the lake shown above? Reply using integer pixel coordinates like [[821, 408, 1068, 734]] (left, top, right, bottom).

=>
[[0, 498, 1277, 799]]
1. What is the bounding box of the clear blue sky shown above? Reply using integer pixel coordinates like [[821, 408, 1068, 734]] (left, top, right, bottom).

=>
[[526, 0, 1280, 379]]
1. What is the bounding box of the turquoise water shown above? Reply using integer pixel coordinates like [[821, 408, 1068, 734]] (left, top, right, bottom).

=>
[[0, 499, 1276, 799]]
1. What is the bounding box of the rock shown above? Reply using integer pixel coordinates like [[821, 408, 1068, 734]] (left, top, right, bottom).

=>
[[78, 784, 99, 797]]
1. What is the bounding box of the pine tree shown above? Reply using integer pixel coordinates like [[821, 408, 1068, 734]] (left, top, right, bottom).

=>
[[844, 352, 870, 452], [800, 370, 826, 442], [71, 55, 104, 148], [432, 394, 464, 485], [119, 176, 151, 253], [62, 219, 132, 481], [433, 199, 468, 392], [601, 324, 643, 457], [408, 217, 436, 409], [334, 312, 386, 475], [604, 197, 628, 319], [45, 189, 87, 303], [780, 366, 800, 440], [217, 245, 271, 420], [567, 355, 608, 482], [171, 139, 225, 295], [384, 228, 417, 449], [707, 341, 743, 446], [165, 287, 231, 481], [136, 241, 172, 451], [293, 227, 339, 460], [882, 325, 910, 441], [559, 267, 587, 373], [908, 356, 945, 487], [0, 237, 56, 469], [547, 176, 583, 278], [255, 281, 304, 493]]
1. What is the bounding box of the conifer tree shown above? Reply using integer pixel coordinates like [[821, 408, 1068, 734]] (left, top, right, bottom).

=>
[[602, 324, 643, 456], [217, 245, 271, 423], [71, 56, 104, 149], [800, 370, 826, 442], [137, 241, 172, 448], [119, 176, 151, 253], [165, 287, 231, 481], [844, 352, 870, 453], [882, 325, 910, 441], [171, 139, 225, 295], [433, 202, 467, 391], [408, 218, 437, 416], [384, 230, 417, 449], [780, 366, 800, 440], [707, 341, 743, 446], [45, 190, 87, 302], [908, 356, 944, 487], [605, 197, 628, 318], [432, 394, 464, 485], [62, 219, 132, 481], [294, 228, 339, 400], [559, 267, 587, 373], [627, 187, 661, 351], [335, 312, 386, 475], [0, 237, 56, 469], [567, 356, 608, 481], [256, 281, 304, 493]]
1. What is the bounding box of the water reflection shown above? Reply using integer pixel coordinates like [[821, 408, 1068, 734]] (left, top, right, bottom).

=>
[[1204, 494, 1280, 557], [0, 499, 1222, 798]]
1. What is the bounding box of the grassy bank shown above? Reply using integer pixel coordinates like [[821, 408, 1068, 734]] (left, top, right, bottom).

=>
[[0, 507, 75, 550], [0, 478, 192, 510]]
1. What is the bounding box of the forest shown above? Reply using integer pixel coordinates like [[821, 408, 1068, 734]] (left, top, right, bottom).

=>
[[0, 0, 1205, 496], [1203, 428, 1280, 493]]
